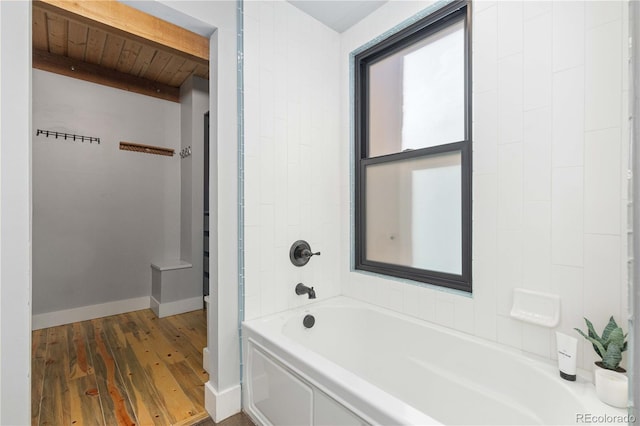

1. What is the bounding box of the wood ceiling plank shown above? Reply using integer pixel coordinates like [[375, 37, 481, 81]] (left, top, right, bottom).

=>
[[168, 60, 198, 87], [143, 50, 172, 82], [101, 34, 125, 69], [35, 0, 209, 65], [130, 46, 157, 78], [157, 56, 187, 86], [85, 27, 107, 65], [46, 12, 68, 56], [33, 49, 180, 103], [116, 40, 143, 74], [67, 20, 88, 61], [33, 8, 49, 51], [193, 64, 209, 80]]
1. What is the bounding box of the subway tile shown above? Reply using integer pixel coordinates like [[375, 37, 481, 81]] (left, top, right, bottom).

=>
[[550, 265, 584, 339], [524, 1, 551, 21], [402, 284, 422, 319], [418, 288, 437, 323], [474, 1, 497, 14], [523, 107, 552, 201], [585, 20, 622, 131], [496, 315, 523, 350], [583, 234, 621, 336], [497, 54, 523, 144], [435, 297, 455, 329], [259, 204, 275, 272], [259, 138, 275, 204], [259, 70, 275, 139], [523, 12, 552, 111], [473, 258, 498, 341], [473, 89, 498, 174], [552, 67, 584, 168], [585, 0, 622, 29], [552, 1, 584, 72], [258, 2, 275, 71], [243, 89, 260, 158], [551, 167, 583, 266], [473, 5, 498, 93], [454, 296, 475, 335], [522, 201, 551, 291], [472, 173, 498, 261], [497, 142, 523, 229], [497, 0, 523, 58], [584, 127, 621, 235], [496, 227, 523, 316], [522, 324, 551, 359]]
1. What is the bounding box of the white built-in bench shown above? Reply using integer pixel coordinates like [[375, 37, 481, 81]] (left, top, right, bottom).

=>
[[151, 259, 201, 318]]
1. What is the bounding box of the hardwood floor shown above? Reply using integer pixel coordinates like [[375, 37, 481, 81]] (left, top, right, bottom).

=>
[[32, 309, 210, 426]]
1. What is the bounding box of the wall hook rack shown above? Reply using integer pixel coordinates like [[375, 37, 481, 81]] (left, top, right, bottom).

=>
[[36, 129, 100, 144], [179, 146, 192, 159]]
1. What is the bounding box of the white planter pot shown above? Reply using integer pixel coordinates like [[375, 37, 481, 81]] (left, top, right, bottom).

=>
[[594, 368, 628, 408]]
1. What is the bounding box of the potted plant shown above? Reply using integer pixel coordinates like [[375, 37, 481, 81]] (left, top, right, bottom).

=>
[[575, 316, 628, 408]]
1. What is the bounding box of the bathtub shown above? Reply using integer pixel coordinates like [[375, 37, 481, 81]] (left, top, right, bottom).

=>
[[242, 296, 627, 425]]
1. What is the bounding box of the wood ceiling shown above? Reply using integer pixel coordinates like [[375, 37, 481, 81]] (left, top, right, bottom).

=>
[[32, 0, 210, 103]]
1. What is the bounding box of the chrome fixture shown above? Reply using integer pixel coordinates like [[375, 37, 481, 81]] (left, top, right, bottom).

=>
[[289, 240, 320, 267], [295, 283, 316, 299]]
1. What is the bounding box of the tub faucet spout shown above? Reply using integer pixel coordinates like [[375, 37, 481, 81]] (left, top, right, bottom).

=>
[[295, 283, 316, 299]]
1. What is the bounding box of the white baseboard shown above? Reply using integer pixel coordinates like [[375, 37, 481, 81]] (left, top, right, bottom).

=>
[[204, 382, 241, 423], [203, 347, 210, 373], [151, 296, 203, 318], [32, 296, 151, 330]]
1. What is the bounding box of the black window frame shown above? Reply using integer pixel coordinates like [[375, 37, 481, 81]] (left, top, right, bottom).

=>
[[354, 0, 472, 292]]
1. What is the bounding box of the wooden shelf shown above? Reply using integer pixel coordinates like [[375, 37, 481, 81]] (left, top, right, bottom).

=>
[[119, 141, 174, 157]]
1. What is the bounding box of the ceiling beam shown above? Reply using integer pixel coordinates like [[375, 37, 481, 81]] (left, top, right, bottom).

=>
[[34, 0, 209, 66], [33, 49, 180, 103]]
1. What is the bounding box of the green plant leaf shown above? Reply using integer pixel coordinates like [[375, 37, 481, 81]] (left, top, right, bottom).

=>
[[575, 329, 606, 360], [576, 324, 604, 358], [605, 327, 624, 349], [584, 318, 604, 345], [602, 342, 622, 370], [601, 316, 618, 342]]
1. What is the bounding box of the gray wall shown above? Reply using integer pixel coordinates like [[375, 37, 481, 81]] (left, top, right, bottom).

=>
[[32, 69, 181, 314], [180, 76, 209, 300]]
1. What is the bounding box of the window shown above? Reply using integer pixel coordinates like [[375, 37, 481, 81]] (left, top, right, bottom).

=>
[[354, 0, 471, 292]]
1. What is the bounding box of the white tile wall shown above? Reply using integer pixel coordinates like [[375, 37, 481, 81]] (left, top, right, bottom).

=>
[[337, 0, 629, 373], [243, 0, 630, 374], [243, 0, 341, 320]]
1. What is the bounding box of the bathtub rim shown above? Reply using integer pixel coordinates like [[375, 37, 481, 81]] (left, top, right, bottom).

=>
[[242, 295, 627, 424]]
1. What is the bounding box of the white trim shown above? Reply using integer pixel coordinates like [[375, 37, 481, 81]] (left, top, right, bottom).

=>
[[32, 296, 151, 330], [204, 381, 241, 423], [203, 347, 210, 373], [150, 295, 203, 318]]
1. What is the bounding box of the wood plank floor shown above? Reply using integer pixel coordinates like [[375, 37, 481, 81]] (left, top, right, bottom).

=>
[[32, 309, 210, 426]]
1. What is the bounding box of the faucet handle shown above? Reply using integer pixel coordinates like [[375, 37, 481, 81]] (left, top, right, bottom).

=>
[[302, 249, 321, 258]]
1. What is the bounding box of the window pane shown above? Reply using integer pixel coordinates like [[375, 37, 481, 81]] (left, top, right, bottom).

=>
[[365, 151, 462, 274], [368, 20, 465, 158]]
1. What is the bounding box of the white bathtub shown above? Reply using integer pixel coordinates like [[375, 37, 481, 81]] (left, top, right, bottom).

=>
[[242, 296, 627, 425]]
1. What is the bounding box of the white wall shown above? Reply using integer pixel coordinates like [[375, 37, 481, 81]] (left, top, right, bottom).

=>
[[340, 0, 630, 373], [180, 76, 209, 302], [243, 0, 341, 320], [32, 70, 181, 315], [0, 1, 31, 423], [156, 1, 240, 420]]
